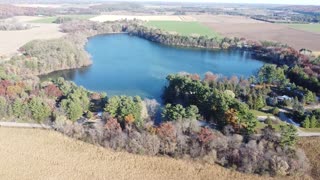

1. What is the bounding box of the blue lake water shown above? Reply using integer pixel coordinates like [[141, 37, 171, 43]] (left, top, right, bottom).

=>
[[43, 34, 264, 100]]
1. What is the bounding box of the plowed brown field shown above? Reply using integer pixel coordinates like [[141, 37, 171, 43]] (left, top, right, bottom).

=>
[[195, 15, 320, 51]]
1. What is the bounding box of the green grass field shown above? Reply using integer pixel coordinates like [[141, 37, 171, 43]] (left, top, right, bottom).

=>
[[250, 109, 273, 117], [255, 120, 287, 133], [286, 24, 320, 33], [30, 15, 97, 23], [31, 17, 57, 23], [146, 21, 220, 38]]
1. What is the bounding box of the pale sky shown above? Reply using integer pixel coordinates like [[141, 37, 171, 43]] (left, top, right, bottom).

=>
[[134, 0, 320, 5]]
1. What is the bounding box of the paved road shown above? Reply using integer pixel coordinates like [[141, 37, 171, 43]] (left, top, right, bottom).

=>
[[297, 128, 320, 137]]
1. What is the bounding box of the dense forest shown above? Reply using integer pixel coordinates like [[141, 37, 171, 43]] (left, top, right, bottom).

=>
[[0, 19, 319, 177]]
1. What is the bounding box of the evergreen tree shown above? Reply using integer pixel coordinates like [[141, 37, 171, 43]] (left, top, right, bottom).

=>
[[29, 97, 51, 122], [247, 95, 254, 109], [310, 115, 318, 128], [12, 99, 26, 118], [302, 116, 310, 128], [68, 101, 83, 121], [104, 96, 143, 126], [255, 95, 266, 110], [0, 96, 7, 117], [292, 97, 305, 116], [280, 124, 298, 148], [162, 104, 186, 121], [258, 64, 286, 85], [162, 104, 200, 121], [185, 105, 200, 120], [305, 90, 316, 104], [104, 96, 120, 117], [7, 104, 13, 117]]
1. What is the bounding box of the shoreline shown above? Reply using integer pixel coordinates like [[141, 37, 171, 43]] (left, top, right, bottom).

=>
[[35, 32, 254, 78], [5, 21, 306, 81]]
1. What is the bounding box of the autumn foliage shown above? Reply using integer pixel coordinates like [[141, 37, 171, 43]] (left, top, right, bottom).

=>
[[44, 84, 63, 98], [156, 122, 177, 154], [225, 108, 241, 133], [105, 118, 122, 134], [124, 114, 135, 124], [197, 127, 215, 145]]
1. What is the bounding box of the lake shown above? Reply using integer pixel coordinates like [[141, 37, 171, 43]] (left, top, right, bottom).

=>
[[42, 34, 264, 101]]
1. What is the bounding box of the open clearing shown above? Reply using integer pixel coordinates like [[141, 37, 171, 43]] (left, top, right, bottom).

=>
[[0, 16, 64, 57], [195, 15, 320, 51], [146, 21, 220, 37], [90, 15, 196, 22], [0, 127, 304, 180], [285, 24, 320, 33]]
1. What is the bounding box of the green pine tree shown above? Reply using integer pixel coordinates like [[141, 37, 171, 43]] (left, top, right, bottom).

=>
[[302, 116, 310, 128], [310, 116, 318, 128], [280, 124, 298, 148]]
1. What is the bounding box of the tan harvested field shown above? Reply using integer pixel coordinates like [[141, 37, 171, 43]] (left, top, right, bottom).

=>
[[90, 15, 196, 22], [313, 51, 320, 57], [195, 15, 320, 51], [0, 127, 308, 180], [0, 16, 64, 57], [298, 137, 320, 179]]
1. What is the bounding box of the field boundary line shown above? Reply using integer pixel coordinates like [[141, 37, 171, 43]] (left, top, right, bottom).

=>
[[0, 121, 51, 129]]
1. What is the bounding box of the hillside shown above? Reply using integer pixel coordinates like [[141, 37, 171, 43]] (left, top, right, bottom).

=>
[[0, 127, 304, 180]]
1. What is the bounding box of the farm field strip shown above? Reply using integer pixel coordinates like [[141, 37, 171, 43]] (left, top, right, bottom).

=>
[[285, 24, 320, 33], [0, 23, 64, 57], [146, 21, 220, 37], [30, 15, 98, 23], [0, 127, 270, 180], [195, 15, 320, 51], [90, 15, 196, 22]]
